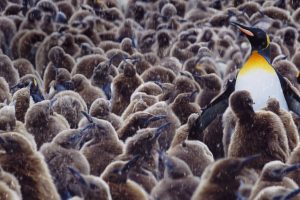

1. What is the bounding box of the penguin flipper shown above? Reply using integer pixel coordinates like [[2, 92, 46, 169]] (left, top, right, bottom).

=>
[[189, 79, 236, 140], [277, 72, 300, 116]]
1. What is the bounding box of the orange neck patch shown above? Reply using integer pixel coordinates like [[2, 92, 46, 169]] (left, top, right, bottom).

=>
[[238, 51, 275, 77]]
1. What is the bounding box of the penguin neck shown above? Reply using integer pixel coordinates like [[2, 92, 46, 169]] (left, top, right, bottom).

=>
[[253, 45, 271, 64]]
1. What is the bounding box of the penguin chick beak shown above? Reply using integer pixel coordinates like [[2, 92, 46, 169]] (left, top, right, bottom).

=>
[[153, 122, 172, 141], [67, 167, 88, 186], [284, 188, 300, 200], [154, 81, 164, 89], [81, 111, 94, 124], [190, 90, 198, 100], [272, 163, 300, 178], [0, 136, 6, 145], [121, 155, 141, 174], [230, 22, 254, 37], [144, 115, 167, 127], [238, 154, 261, 169]]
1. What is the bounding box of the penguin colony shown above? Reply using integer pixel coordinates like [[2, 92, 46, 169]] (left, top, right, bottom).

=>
[[1, 0, 300, 200]]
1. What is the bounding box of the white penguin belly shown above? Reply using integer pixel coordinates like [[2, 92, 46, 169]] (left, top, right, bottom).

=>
[[235, 69, 288, 111]]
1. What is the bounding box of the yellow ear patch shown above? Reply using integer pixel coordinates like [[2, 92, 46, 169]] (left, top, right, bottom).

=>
[[266, 35, 270, 47], [33, 78, 37, 86]]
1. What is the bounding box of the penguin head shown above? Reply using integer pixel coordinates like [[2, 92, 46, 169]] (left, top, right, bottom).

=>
[[229, 90, 255, 120], [0, 133, 34, 155], [231, 22, 270, 51]]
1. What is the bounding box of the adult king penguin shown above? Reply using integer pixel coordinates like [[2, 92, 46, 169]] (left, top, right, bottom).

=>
[[190, 22, 300, 139]]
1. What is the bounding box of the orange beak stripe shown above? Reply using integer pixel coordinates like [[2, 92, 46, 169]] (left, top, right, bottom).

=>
[[239, 27, 254, 37]]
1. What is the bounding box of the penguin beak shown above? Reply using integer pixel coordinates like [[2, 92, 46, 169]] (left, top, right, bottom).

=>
[[280, 188, 300, 200], [0, 136, 6, 145], [145, 115, 167, 127], [271, 163, 300, 178], [281, 163, 300, 175], [239, 154, 261, 169], [81, 111, 94, 124], [121, 155, 141, 174], [67, 167, 88, 186], [153, 122, 172, 140], [190, 90, 198, 100], [230, 22, 254, 37]]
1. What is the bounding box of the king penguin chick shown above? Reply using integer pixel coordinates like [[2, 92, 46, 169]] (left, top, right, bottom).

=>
[[168, 140, 214, 177], [253, 186, 300, 200], [89, 98, 123, 131], [170, 91, 200, 124], [194, 74, 222, 108], [71, 74, 106, 109], [101, 159, 148, 200], [286, 145, 300, 186], [263, 98, 299, 152], [119, 123, 172, 176], [0, 54, 19, 88], [151, 153, 200, 200], [12, 58, 35, 78], [143, 102, 181, 150], [0, 132, 60, 200], [90, 61, 114, 100], [0, 77, 11, 103], [111, 61, 143, 115], [67, 167, 112, 200], [25, 100, 70, 149], [48, 46, 75, 73], [228, 91, 289, 169], [171, 113, 199, 147], [117, 111, 166, 141], [249, 161, 300, 200], [35, 32, 66, 77], [0, 167, 22, 200], [0, 102, 34, 140], [40, 129, 91, 199], [192, 156, 259, 200], [51, 90, 88, 129], [121, 92, 158, 120], [134, 82, 163, 96], [71, 54, 106, 79], [79, 112, 124, 176]]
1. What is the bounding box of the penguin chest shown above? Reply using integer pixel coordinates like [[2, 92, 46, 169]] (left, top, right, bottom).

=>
[[235, 52, 288, 110]]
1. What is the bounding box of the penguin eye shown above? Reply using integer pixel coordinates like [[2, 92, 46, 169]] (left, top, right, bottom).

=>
[[90, 183, 97, 190]]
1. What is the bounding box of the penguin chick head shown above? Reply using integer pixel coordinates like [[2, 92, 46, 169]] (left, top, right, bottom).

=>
[[25, 100, 53, 126], [72, 74, 89, 92], [0, 132, 34, 155], [231, 22, 270, 51], [94, 61, 112, 77], [209, 155, 260, 183], [266, 98, 280, 114], [52, 129, 89, 150], [0, 105, 16, 132], [161, 3, 177, 19], [159, 153, 192, 179], [27, 8, 42, 22], [261, 161, 300, 182], [229, 90, 255, 120], [121, 61, 136, 77], [90, 98, 110, 117], [48, 46, 65, 66], [102, 156, 140, 184], [194, 74, 222, 91]]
